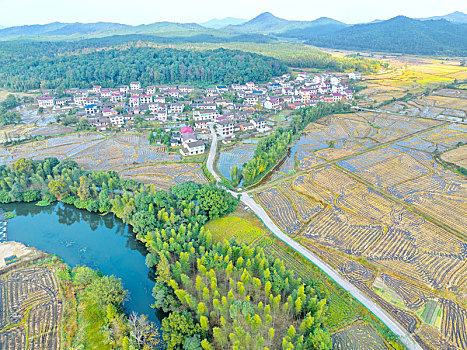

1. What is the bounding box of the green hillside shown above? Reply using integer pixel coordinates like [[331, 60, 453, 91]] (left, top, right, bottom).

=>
[[307, 16, 467, 56]]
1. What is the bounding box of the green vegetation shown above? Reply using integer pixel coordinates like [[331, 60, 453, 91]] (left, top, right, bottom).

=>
[[0, 158, 332, 349], [205, 214, 267, 244], [242, 103, 350, 186], [0, 47, 288, 91], [0, 94, 21, 125], [166, 42, 389, 73], [307, 16, 467, 56]]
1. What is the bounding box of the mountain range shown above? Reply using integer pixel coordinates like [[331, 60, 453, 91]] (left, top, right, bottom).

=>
[[0, 11, 465, 56], [201, 17, 247, 29], [306, 16, 467, 56]]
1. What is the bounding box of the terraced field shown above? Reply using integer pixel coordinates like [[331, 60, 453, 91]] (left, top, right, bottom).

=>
[[0, 132, 207, 189], [0, 266, 62, 350], [251, 94, 467, 349]]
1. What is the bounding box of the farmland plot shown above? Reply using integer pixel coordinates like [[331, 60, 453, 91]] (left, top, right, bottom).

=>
[[0, 132, 206, 189], [217, 143, 256, 180], [0, 267, 62, 350], [254, 117, 467, 349], [332, 322, 388, 350]]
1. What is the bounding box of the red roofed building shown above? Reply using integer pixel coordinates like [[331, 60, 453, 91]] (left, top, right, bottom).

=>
[[180, 126, 194, 134]]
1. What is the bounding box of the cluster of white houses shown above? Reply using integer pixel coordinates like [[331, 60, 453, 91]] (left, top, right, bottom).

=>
[[37, 72, 358, 156]]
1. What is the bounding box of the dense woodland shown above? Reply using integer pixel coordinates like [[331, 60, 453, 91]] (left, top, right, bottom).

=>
[[0, 158, 332, 349], [307, 16, 467, 56], [242, 103, 350, 185], [0, 47, 288, 91]]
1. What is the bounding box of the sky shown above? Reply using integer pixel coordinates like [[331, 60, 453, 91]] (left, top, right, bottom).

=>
[[0, 0, 466, 27]]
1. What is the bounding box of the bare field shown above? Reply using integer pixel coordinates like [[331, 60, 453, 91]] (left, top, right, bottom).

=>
[[441, 145, 467, 168]]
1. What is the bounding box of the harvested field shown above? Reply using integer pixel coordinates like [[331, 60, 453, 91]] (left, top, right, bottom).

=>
[[441, 145, 467, 168], [332, 322, 388, 350], [253, 96, 467, 349], [0, 132, 207, 189], [0, 250, 62, 350]]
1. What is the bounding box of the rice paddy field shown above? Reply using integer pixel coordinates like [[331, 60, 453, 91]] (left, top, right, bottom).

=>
[[217, 141, 257, 180], [0, 132, 208, 189], [251, 92, 467, 349], [359, 58, 467, 104]]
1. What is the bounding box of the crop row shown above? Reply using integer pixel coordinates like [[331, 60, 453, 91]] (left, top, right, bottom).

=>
[[255, 188, 303, 235], [332, 323, 387, 350]]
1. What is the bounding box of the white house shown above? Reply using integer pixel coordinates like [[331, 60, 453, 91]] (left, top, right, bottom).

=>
[[111, 93, 123, 103], [109, 114, 126, 127], [245, 95, 259, 105], [129, 96, 140, 107], [130, 81, 141, 90], [348, 72, 362, 80], [119, 85, 129, 93], [252, 117, 266, 130], [139, 94, 153, 104], [85, 104, 99, 116], [146, 86, 157, 94], [193, 110, 217, 122], [216, 119, 235, 137], [180, 141, 205, 156], [37, 97, 55, 108], [100, 89, 112, 98], [263, 99, 280, 110], [168, 103, 185, 115], [330, 76, 341, 86]]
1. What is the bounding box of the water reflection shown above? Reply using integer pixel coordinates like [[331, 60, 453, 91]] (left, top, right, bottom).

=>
[[2, 202, 159, 324]]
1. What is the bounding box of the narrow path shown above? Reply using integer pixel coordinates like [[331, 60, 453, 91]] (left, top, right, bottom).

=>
[[206, 128, 423, 350]]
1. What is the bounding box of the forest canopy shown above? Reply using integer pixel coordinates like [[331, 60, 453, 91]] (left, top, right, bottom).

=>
[[0, 46, 288, 91]]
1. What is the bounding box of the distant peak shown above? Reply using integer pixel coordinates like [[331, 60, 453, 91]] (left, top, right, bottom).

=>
[[253, 12, 279, 20]]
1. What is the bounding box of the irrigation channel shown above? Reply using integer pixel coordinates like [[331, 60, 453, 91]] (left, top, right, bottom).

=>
[[0, 201, 161, 325]]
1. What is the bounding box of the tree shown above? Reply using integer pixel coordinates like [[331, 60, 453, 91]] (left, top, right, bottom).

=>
[[86, 275, 127, 306], [48, 178, 69, 200], [162, 312, 201, 350], [77, 176, 91, 201]]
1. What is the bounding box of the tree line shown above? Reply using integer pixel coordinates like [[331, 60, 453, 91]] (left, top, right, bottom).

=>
[[0, 47, 288, 91], [242, 103, 350, 186], [0, 157, 332, 349]]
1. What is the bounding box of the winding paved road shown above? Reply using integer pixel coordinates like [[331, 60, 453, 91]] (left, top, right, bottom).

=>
[[206, 125, 422, 350]]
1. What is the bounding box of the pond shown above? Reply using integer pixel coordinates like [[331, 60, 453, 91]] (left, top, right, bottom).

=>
[[1, 202, 160, 324]]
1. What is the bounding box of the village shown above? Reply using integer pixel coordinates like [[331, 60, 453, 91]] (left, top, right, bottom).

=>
[[36, 71, 358, 157]]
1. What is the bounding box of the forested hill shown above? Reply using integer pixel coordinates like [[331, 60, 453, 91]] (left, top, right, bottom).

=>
[[0, 47, 288, 91], [306, 16, 467, 56]]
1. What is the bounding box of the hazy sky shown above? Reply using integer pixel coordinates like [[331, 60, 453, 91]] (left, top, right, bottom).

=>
[[0, 0, 466, 27]]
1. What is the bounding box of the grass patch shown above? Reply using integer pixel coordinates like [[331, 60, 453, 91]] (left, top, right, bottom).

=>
[[206, 213, 267, 245], [36, 200, 52, 207]]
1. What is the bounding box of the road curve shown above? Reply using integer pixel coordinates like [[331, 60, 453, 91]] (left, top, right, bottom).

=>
[[206, 128, 422, 350]]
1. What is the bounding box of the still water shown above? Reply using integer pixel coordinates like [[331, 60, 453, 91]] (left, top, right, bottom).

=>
[[1, 202, 160, 324]]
